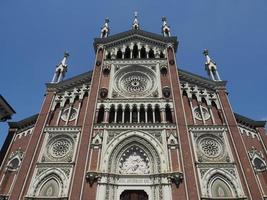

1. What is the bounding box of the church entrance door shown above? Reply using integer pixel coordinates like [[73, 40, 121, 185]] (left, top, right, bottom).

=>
[[120, 190, 148, 200]]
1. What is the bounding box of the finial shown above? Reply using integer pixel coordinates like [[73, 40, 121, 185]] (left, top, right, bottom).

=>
[[101, 18, 109, 38], [203, 49, 221, 81], [132, 11, 140, 30], [203, 49, 209, 56], [51, 52, 69, 83], [162, 16, 171, 37]]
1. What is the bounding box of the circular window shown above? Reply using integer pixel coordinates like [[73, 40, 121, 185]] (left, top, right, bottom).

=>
[[47, 137, 73, 159], [113, 65, 157, 97], [61, 108, 78, 121], [193, 106, 210, 121], [198, 137, 223, 158]]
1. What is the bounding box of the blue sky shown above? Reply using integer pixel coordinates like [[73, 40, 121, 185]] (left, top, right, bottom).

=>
[[1, 0, 267, 147]]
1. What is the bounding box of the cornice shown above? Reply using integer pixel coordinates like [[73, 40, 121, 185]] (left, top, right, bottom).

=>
[[94, 29, 178, 52], [234, 113, 266, 128], [46, 71, 92, 92], [94, 123, 176, 130]]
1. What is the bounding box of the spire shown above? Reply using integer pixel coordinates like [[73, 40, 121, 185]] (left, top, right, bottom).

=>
[[51, 52, 69, 83], [101, 18, 109, 38], [162, 17, 171, 37], [203, 49, 221, 81], [132, 11, 140, 30]]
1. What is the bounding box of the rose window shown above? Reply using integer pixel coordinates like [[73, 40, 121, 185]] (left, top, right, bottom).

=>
[[49, 138, 72, 158], [113, 65, 157, 97], [122, 74, 147, 93], [199, 138, 222, 157]]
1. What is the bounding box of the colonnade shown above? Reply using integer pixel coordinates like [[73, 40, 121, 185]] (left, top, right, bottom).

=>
[[96, 104, 173, 124]]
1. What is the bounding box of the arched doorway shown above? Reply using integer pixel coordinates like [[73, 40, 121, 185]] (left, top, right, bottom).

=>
[[120, 190, 148, 200]]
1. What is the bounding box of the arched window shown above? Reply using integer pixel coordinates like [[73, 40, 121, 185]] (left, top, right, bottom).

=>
[[109, 105, 115, 123], [132, 105, 138, 123], [49, 102, 60, 125], [97, 105, 105, 123], [7, 157, 20, 170], [133, 44, 138, 58], [124, 105, 130, 123], [165, 104, 173, 123], [155, 105, 161, 123], [211, 178, 234, 198], [117, 105, 123, 123], [106, 52, 111, 59], [140, 46, 146, 58], [124, 46, 131, 59], [148, 49, 155, 58], [164, 29, 170, 37], [253, 157, 266, 171], [160, 51, 165, 58], [117, 49, 123, 59], [140, 104, 145, 123], [39, 178, 60, 197], [147, 105, 153, 123]]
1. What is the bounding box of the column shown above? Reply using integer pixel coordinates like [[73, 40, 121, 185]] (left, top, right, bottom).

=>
[[137, 107, 140, 123], [114, 109, 117, 123], [122, 107, 125, 123], [104, 108, 109, 123], [160, 108, 166, 123], [145, 108, 148, 123], [130, 108, 132, 123], [152, 108, 155, 123]]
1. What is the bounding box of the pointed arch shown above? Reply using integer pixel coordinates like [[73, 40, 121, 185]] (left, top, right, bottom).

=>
[[102, 131, 167, 174], [117, 104, 123, 123], [140, 46, 147, 58], [209, 175, 235, 198], [132, 104, 138, 123], [201, 168, 242, 198], [148, 49, 155, 58], [124, 46, 131, 59], [109, 105, 115, 123], [139, 104, 145, 123], [165, 104, 173, 123], [124, 105, 130, 123], [133, 44, 138, 58], [155, 104, 161, 123], [117, 49, 123, 59], [29, 168, 68, 198], [97, 105, 105, 123]]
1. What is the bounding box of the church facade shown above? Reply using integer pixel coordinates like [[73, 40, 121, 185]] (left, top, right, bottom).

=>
[[0, 16, 267, 200]]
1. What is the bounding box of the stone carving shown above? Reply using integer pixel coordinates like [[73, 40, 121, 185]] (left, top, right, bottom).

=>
[[113, 65, 157, 98], [119, 146, 150, 174], [50, 138, 72, 158], [199, 138, 221, 157]]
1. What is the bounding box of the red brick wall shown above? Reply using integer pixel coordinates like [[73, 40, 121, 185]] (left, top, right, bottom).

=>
[[167, 46, 200, 200]]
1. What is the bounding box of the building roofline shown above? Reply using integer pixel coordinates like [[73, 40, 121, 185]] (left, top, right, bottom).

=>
[[0, 95, 16, 114], [178, 68, 227, 90], [234, 112, 266, 128], [46, 71, 92, 91], [0, 95, 16, 121], [8, 114, 38, 129], [94, 29, 178, 52]]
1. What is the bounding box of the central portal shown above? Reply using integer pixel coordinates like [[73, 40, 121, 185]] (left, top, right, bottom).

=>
[[120, 190, 148, 200]]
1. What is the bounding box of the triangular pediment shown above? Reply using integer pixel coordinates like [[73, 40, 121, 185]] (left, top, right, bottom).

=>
[[94, 29, 178, 52]]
